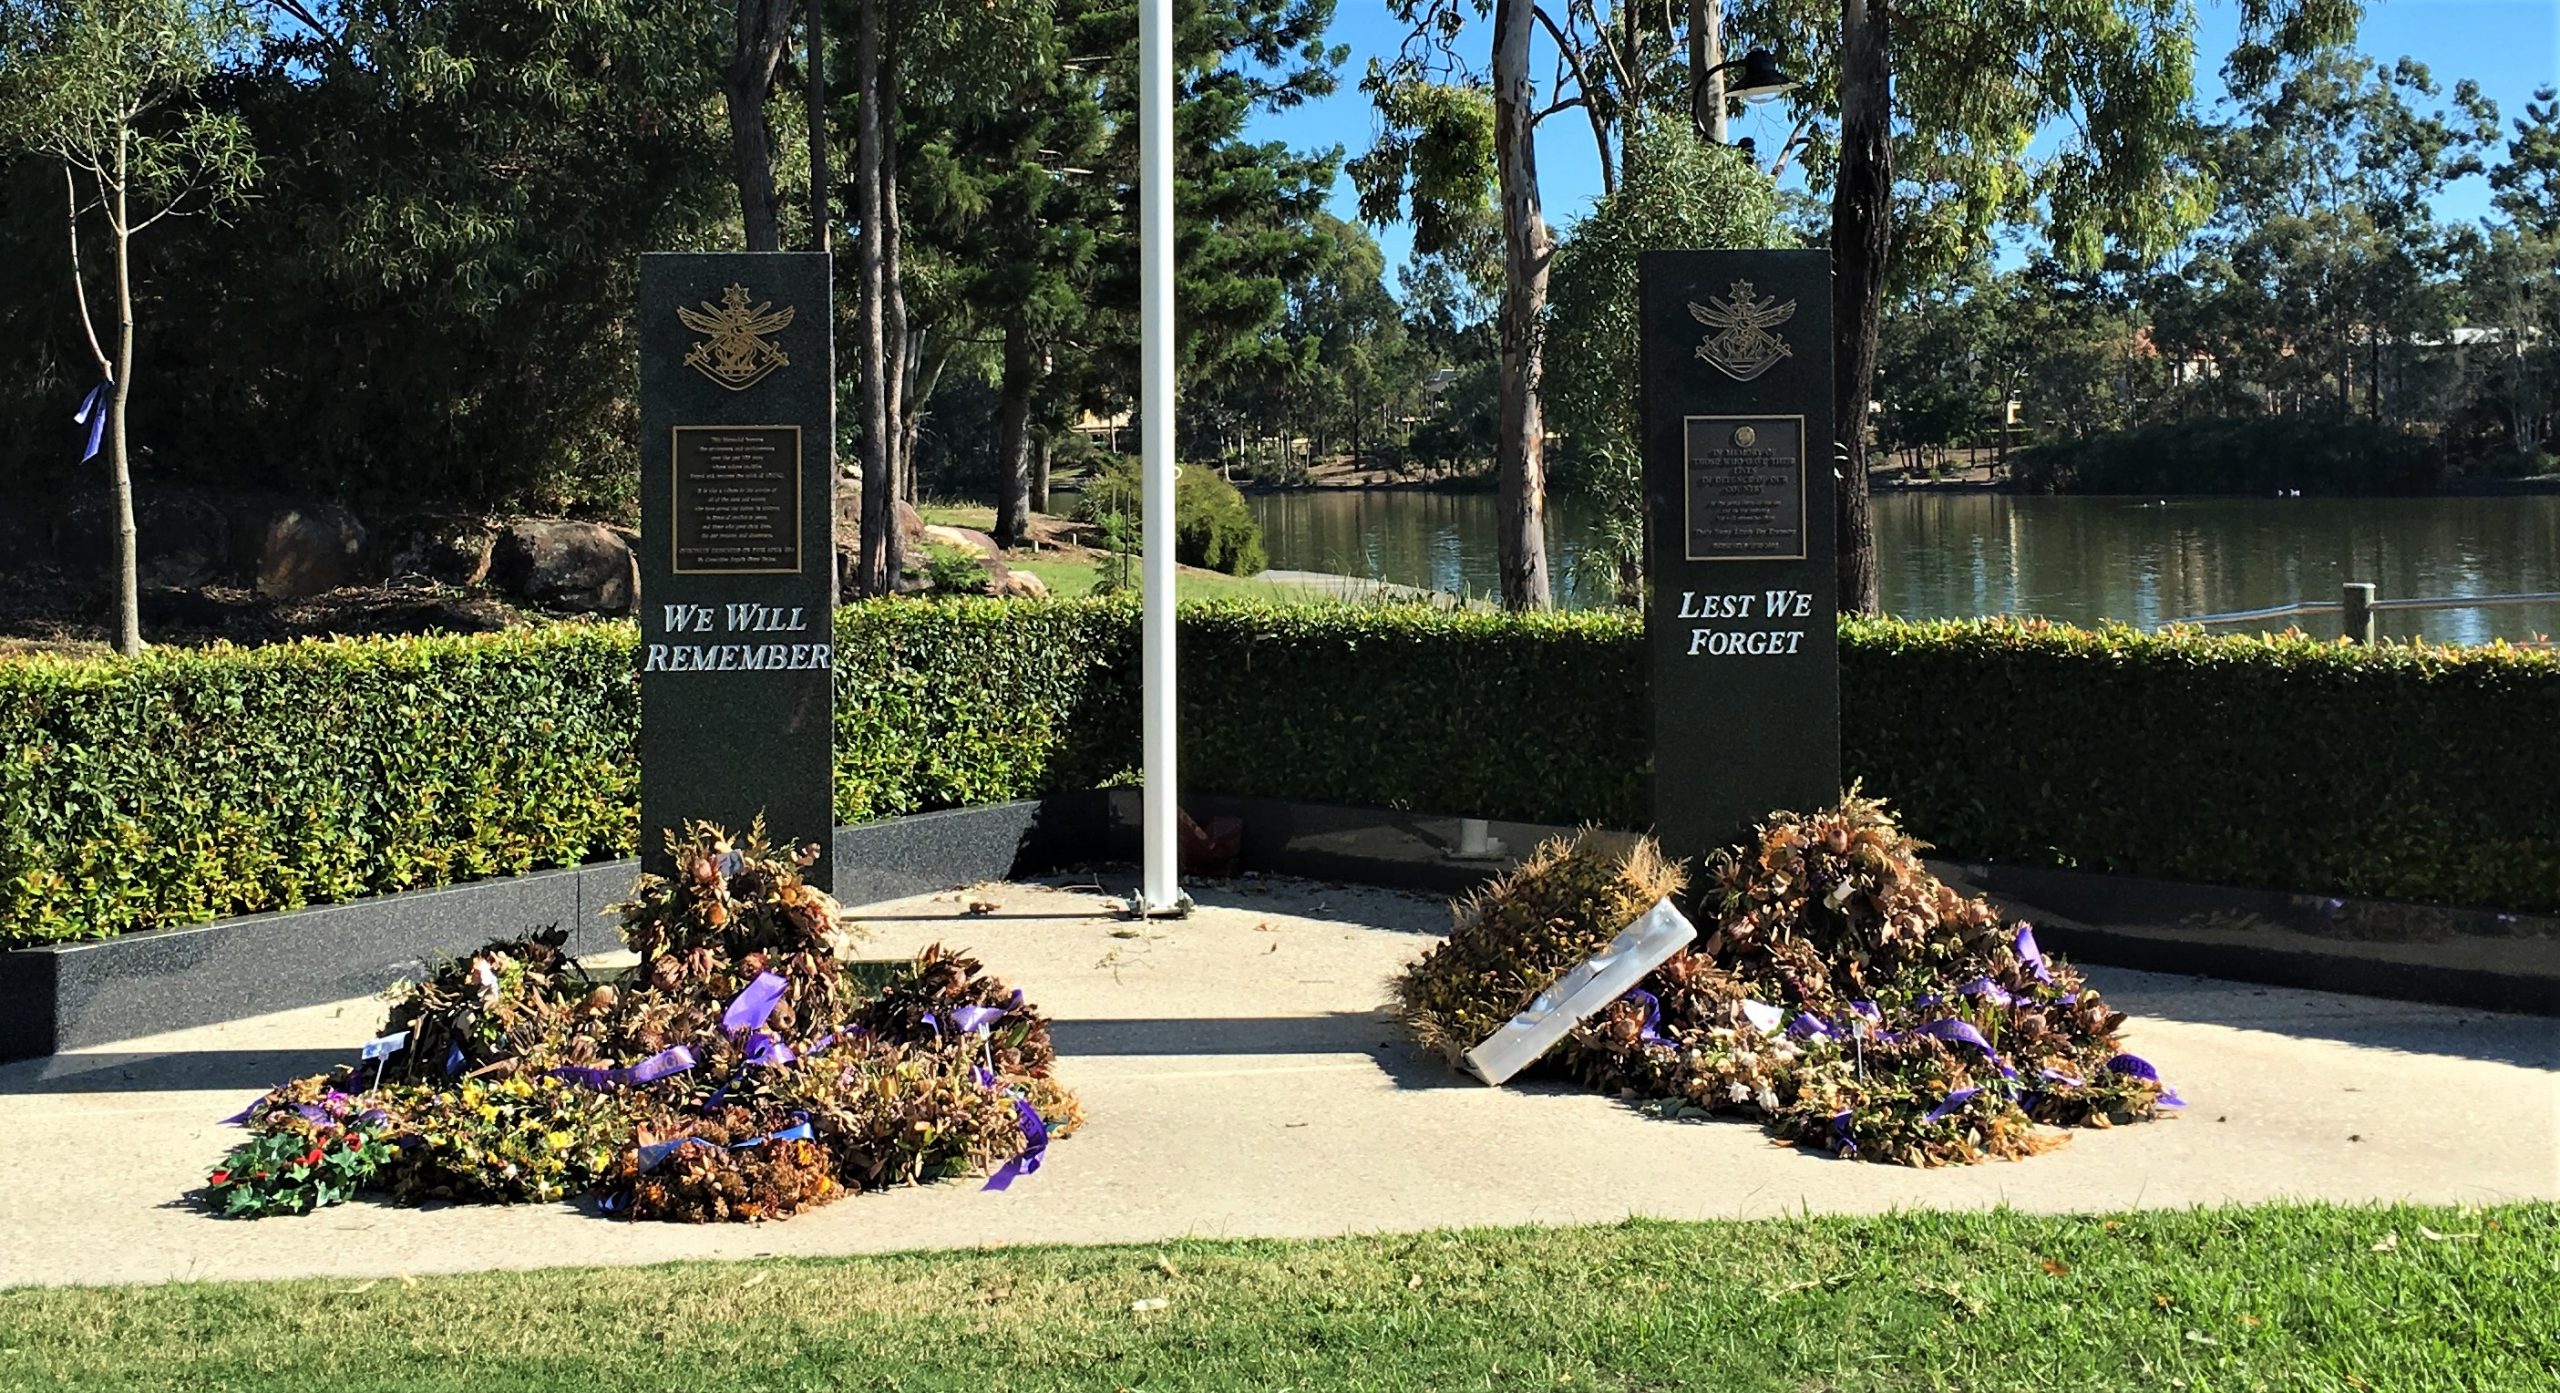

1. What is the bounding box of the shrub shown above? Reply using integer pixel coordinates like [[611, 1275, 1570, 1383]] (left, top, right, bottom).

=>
[[7, 604, 2560, 951], [2008, 416, 2443, 495], [1074, 455, 1267, 576], [0, 626, 639, 948]]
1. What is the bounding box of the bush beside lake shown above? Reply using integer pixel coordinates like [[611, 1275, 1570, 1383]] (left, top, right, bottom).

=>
[[2009, 417, 2445, 495]]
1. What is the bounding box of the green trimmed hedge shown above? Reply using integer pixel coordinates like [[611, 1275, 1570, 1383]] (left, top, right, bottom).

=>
[[5, 602, 2557, 947]]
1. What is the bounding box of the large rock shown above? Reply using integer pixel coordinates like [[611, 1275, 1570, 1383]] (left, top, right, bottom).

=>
[[832, 494, 929, 592], [54, 486, 230, 589], [380, 514, 497, 587], [488, 519, 637, 615], [990, 568, 1049, 599], [255, 505, 367, 600]]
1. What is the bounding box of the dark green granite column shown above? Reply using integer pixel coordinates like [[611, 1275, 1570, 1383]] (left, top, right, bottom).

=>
[[1639, 249, 1841, 864], [638, 253, 836, 889]]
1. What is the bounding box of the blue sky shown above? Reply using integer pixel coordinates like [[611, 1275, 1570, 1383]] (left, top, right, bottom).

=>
[[1245, 0, 2560, 278]]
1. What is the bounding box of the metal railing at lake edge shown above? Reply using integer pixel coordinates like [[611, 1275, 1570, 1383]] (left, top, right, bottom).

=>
[[2167, 583, 2560, 644]]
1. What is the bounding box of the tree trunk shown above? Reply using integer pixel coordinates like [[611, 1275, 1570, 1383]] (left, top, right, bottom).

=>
[[854, 0, 893, 595], [993, 315, 1035, 549], [807, 0, 827, 252], [725, 0, 795, 252], [1032, 431, 1053, 515], [1691, 0, 1727, 144], [1491, 0, 1553, 611], [1830, 0, 1888, 614], [109, 135, 141, 656], [878, 26, 909, 580], [900, 325, 935, 497]]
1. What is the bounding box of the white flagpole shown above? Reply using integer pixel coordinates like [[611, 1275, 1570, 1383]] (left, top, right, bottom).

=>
[[1137, 0, 1185, 916]]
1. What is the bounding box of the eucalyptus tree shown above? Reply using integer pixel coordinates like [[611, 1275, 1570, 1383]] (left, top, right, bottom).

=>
[[1356, 4, 1558, 608], [726, 0, 797, 252], [1762, 0, 2367, 611], [0, 0, 260, 655]]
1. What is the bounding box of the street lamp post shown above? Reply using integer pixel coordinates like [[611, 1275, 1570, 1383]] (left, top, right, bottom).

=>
[[1695, 44, 1799, 149]]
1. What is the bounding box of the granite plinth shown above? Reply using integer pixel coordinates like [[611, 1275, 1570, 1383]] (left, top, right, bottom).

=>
[[1639, 249, 1841, 864]]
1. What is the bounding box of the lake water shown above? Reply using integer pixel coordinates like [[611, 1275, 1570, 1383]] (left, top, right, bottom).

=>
[[1244, 488, 2560, 644]]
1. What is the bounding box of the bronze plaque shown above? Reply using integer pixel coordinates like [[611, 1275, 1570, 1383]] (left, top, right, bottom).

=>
[[672, 425, 803, 574], [1683, 415, 1805, 561]]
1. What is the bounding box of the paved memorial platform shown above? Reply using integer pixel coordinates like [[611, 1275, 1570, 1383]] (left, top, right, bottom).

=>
[[1, 877, 2551, 1288]]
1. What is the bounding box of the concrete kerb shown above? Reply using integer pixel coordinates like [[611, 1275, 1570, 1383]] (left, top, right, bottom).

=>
[[5, 794, 2553, 1068]]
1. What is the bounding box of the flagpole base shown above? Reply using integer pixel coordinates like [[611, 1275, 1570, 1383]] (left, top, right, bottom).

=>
[[1127, 891, 1195, 920]]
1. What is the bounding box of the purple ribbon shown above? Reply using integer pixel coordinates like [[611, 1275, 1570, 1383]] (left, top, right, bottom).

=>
[[946, 1005, 1007, 1035], [1900, 1019, 2018, 1078], [1958, 976, 2012, 1007], [1828, 1109, 1858, 1158], [2105, 1052, 2186, 1108], [982, 1100, 1050, 1191], [2014, 924, 2054, 984], [1787, 1012, 1841, 1040], [1849, 1001, 1880, 1022], [634, 1136, 714, 1170], [1618, 989, 1671, 1047], [733, 1118, 814, 1149], [552, 1044, 699, 1091], [1924, 1087, 1983, 1122], [219, 1098, 259, 1125], [722, 973, 788, 1035], [629, 1115, 816, 1176], [443, 1042, 465, 1076], [72, 376, 110, 462]]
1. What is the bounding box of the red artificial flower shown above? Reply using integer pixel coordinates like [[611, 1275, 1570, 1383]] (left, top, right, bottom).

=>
[[343, 1134, 364, 1153], [208, 1170, 230, 1185], [254, 1170, 271, 1181], [300, 1147, 326, 1167]]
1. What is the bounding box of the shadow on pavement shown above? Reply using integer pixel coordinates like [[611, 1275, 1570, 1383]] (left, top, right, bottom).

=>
[[2074, 966, 2560, 1071], [0, 1045, 360, 1098]]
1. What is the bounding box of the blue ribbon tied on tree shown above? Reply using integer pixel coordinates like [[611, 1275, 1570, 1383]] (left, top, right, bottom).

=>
[[72, 375, 111, 462]]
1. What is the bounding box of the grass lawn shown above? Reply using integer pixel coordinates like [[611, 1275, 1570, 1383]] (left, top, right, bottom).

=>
[[918, 502, 1328, 603], [2, 1203, 2548, 1391], [1006, 554, 1334, 604]]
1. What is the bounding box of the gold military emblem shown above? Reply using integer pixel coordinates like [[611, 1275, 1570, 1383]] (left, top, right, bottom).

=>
[[1689, 280, 1796, 382], [1731, 425, 1757, 448], [677, 284, 795, 390]]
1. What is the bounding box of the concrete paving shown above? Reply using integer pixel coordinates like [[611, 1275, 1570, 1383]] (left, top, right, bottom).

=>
[[2, 877, 2553, 1289]]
